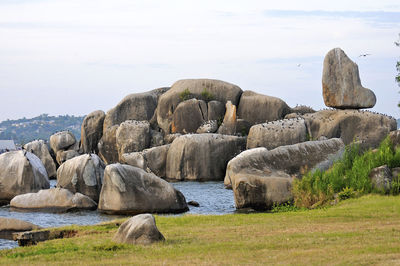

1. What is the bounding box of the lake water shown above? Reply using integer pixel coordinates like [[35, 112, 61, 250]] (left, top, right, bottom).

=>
[[0, 181, 235, 250]]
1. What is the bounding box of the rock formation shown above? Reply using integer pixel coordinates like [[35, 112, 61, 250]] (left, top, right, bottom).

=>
[[0, 151, 49, 205], [80, 110, 105, 154], [112, 214, 165, 245], [171, 99, 208, 134], [98, 164, 188, 214], [0, 217, 41, 240], [217, 101, 237, 135], [322, 48, 376, 109], [116, 120, 150, 161], [24, 140, 57, 179], [49, 131, 77, 154]]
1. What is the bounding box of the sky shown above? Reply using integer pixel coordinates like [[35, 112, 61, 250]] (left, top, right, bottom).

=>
[[0, 0, 400, 121]]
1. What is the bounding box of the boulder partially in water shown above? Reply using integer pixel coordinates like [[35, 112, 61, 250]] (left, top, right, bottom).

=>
[[10, 188, 97, 212], [0, 151, 49, 205], [0, 217, 41, 240], [98, 164, 188, 215]]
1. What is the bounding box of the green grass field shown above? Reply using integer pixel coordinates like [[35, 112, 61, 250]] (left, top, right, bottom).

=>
[[1, 194, 400, 265]]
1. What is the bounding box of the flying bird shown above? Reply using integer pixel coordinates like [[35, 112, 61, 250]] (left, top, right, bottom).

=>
[[358, 53, 371, 57]]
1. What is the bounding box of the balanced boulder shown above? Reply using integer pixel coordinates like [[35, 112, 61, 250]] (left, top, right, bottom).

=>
[[116, 120, 150, 160], [57, 154, 105, 202], [112, 214, 165, 245], [98, 164, 188, 214], [237, 90, 291, 125], [157, 79, 242, 133], [166, 134, 246, 181], [10, 188, 97, 212], [322, 48, 376, 109], [303, 109, 396, 149], [225, 139, 345, 210], [49, 131, 77, 154], [246, 118, 307, 149], [24, 140, 56, 179], [0, 151, 49, 205], [80, 110, 105, 154]]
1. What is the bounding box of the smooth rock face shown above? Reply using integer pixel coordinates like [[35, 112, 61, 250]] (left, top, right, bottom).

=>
[[103, 91, 158, 132], [56, 150, 80, 165], [10, 188, 97, 212], [50, 131, 77, 154], [122, 145, 171, 178], [237, 91, 291, 125], [322, 48, 376, 109], [80, 110, 105, 154], [98, 125, 119, 164], [246, 118, 307, 150], [171, 99, 207, 134], [0, 218, 41, 240], [369, 165, 392, 193], [24, 140, 57, 179], [207, 100, 225, 121], [98, 164, 188, 214], [112, 214, 165, 245], [57, 154, 105, 202], [157, 79, 242, 133], [217, 101, 237, 135], [166, 134, 246, 181], [116, 120, 150, 161], [0, 151, 49, 204], [225, 139, 345, 209], [303, 109, 396, 149]]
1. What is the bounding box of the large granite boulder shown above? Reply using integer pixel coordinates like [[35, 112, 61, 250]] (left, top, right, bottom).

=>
[[112, 214, 165, 245], [116, 120, 150, 161], [207, 100, 225, 121], [49, 131, 77, 154], [303, 109, 396, 149], [80, 110, 105, 154], [24, 140, 57, 179], [57, 154, 105, 202], [237, 91, 291, 125], [10, 188, 97, 212], [157, 79, 242, 133], [0, 218, 41, 240], [171, 99, 208, 134], [217, 101, 237, 135], [122, 144, 170, 178], [322, 48, 376, 109], [103, 91, 159, 132], [166, 134, 246, 181], [98, 125, 119, 164], [247, 118, 307, 149], [98, 164, 188, 214], [0, 151, 49, 205], [225, 139, 345, 209]]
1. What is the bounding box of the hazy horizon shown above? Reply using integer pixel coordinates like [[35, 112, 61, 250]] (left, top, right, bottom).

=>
[[1, 0, 400, 121]]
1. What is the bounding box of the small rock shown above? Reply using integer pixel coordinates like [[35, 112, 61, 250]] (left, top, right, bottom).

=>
[[187, 200, 200, 207]]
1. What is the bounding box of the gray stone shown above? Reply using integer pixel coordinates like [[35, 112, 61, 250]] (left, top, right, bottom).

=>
[[49, 131, 76, 154], [80, 110, 105, 154], [207, 100, 225, 121], [10, 188, 97, 212], [0, 218, 41, 240], [0, 151, 49, 204], [322, 48, 376, 109], [303, 109, 396, 149], [246, 118, 307, 150], [224, 139, 345, 209], [24, 140, 57, 179], [56, 150, 80, 165], [98, 164, 188, 214], [369, 165, 392, 193], [217, 101, 237, 135], [164, 133, 182, 144], [171, 99, 208, 134], [112, 214, 165, 245], [98, 125, 119, 164], [157, 79, 242, 133], [166, 134, 246, 181], [237, 90, 291, 125], [57, 154, 105, 202], [116, 120, 150, 161], [150, 130, 164, 147]]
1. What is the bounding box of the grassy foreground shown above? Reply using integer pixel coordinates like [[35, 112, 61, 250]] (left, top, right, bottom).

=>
[[1, 195, 400, 265]]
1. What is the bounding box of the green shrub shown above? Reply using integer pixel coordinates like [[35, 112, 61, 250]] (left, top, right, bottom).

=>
[[338, 187, 357, 200], [179, 88, 192, 101], [293, 136, 400, 208], [201, 88, 214, 102]]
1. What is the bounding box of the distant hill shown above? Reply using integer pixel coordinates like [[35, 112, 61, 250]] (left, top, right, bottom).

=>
[[0, 114, 84, 145]]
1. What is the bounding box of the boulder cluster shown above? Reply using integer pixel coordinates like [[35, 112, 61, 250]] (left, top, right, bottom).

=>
[[0, 47, 397, 218]]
